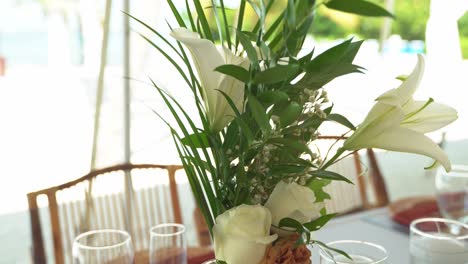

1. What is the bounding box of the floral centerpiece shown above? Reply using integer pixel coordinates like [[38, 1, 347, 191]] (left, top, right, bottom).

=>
[[129, 0, 457, 263]]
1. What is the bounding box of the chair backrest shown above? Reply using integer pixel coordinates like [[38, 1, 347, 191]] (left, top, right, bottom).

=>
[[317, 137, 389, 215], [27, 163, 210, 264]]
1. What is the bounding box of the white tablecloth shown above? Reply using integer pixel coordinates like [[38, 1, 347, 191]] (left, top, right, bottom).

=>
[[312, 208, 410, 263]]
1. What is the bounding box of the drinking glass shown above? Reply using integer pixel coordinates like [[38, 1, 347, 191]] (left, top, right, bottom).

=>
[[319, 240, 388, 263], [435, 164, 468, 232], [410, 218, 468, 264], [72, 229, 134, 264], [149, 223, 187, 264]]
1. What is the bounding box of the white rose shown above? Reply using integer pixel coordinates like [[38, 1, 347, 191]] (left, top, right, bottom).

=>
[[265, 181, 324, 227], [213, 204, 278, 264]]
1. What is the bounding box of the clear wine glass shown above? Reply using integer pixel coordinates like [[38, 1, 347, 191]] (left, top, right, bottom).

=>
[[72, 229, 134, 264], [435, 164, 468, 233], [149, 223, 187, 264], [319, 240, 388, 264], [409, 218, 468, 264]]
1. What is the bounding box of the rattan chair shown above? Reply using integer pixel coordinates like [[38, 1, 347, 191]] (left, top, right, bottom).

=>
[[27, 163, 211, 264]]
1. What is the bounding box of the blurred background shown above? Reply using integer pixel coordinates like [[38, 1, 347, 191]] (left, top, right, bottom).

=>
[[0, 0, 467, 263]]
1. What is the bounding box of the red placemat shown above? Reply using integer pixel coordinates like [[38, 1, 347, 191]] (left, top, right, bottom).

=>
[[389, 196, 441, 226]]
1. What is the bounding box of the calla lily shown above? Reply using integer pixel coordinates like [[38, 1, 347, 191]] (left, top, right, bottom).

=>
[[343, 54, 457, 171], [170, 28, 249, 132]]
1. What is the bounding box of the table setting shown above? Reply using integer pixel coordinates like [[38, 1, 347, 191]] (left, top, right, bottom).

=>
[[68, 0, 467, 263]]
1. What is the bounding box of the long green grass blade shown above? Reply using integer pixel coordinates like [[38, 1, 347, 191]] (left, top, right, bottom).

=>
[[219, 0, 232, 48], [166, 0, 187, 27], [185, 0, 197, 31], [210, 0, 225, 44], [235, 0, 246, 50], [193, 0, 214, 40], [172, 133, 214, 230], [151, 80, 222, 214], [148, 103, 215, 228], [125, 12, 185, 61], [139, 34, 191, 86]]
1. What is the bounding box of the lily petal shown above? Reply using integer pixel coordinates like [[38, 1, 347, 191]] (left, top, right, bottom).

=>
[[402, 100, 458, 133], [376, 54, 425, 106], [365, 127, 451, 171], [170, 28, 224, 119], [213, 73, 245, 131], [343, 103, 403, 150], [211, 47, 250, 131]]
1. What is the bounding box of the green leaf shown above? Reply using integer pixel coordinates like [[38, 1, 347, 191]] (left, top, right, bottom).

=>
[[325, 0, 394, 18], [310, 170, 353, 184], [237, 30, 258, 64], [181, 132, 209, 148], [312, 240, 352, 261], [268, 138, 312, 155], [219, 0, 232, 49], [295, 39, 365, 89], [305, 39, 354, 72], [278, 217, 304, 231], [396, 74, 408, 81], [327, 113, 356, 130], [185, 0, 196, 31], [285, 0, 296, 30], [258, 91, 289, 105], [303, 214, 337, 231], [279, 102, 303, 127], [193, 0, 214, 40], [235, 0, 247, 50], [254, 64, 299, 84], [297, 63, 364, 90], [217, 90, 254, 143], [215, 64, 250, 83], [247, 93, 270, 134], [299, 48, 315, 65], [270, 164, 307, 174], [166, 0, 186, 27], [341, 40, 364, 64], [307, 178, 331, 202]]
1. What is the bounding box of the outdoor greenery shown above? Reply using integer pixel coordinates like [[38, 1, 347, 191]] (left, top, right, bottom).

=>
[[199, 0, 467, 57], [311, 0, 467, 58]]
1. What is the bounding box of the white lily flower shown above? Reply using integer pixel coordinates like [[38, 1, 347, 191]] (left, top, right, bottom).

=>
[[170, 28, 249, 132], [343, 54, 457, 171]]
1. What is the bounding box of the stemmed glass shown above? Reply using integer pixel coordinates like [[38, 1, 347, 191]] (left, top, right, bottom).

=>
[[319, 240, 388, 263], [72, 229, 134, 264], [435, 164, 468, 233], [409, 218, 468, 264], [149, 223, 187, 264]]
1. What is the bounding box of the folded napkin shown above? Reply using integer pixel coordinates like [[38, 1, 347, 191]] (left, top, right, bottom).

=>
[[389, 196, 441, 226]]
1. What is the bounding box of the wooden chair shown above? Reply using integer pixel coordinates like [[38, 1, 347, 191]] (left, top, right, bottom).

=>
[[317, 136, 390, 215], [27, 163, 211, 264]]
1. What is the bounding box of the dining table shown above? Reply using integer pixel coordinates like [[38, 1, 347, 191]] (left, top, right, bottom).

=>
[[134, 246, 215, 264], [134, 207, 412, 263], [312, 207, 410, 263]]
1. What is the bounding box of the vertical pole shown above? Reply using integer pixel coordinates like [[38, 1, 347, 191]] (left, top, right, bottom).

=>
[[90, 0, 112, 170], [123, 0, 134, 234], [378, 0, 395, 53], [86, 0, 113, 230]]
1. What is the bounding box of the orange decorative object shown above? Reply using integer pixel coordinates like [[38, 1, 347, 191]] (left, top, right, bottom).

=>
[[260, 234, 311, 264]]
